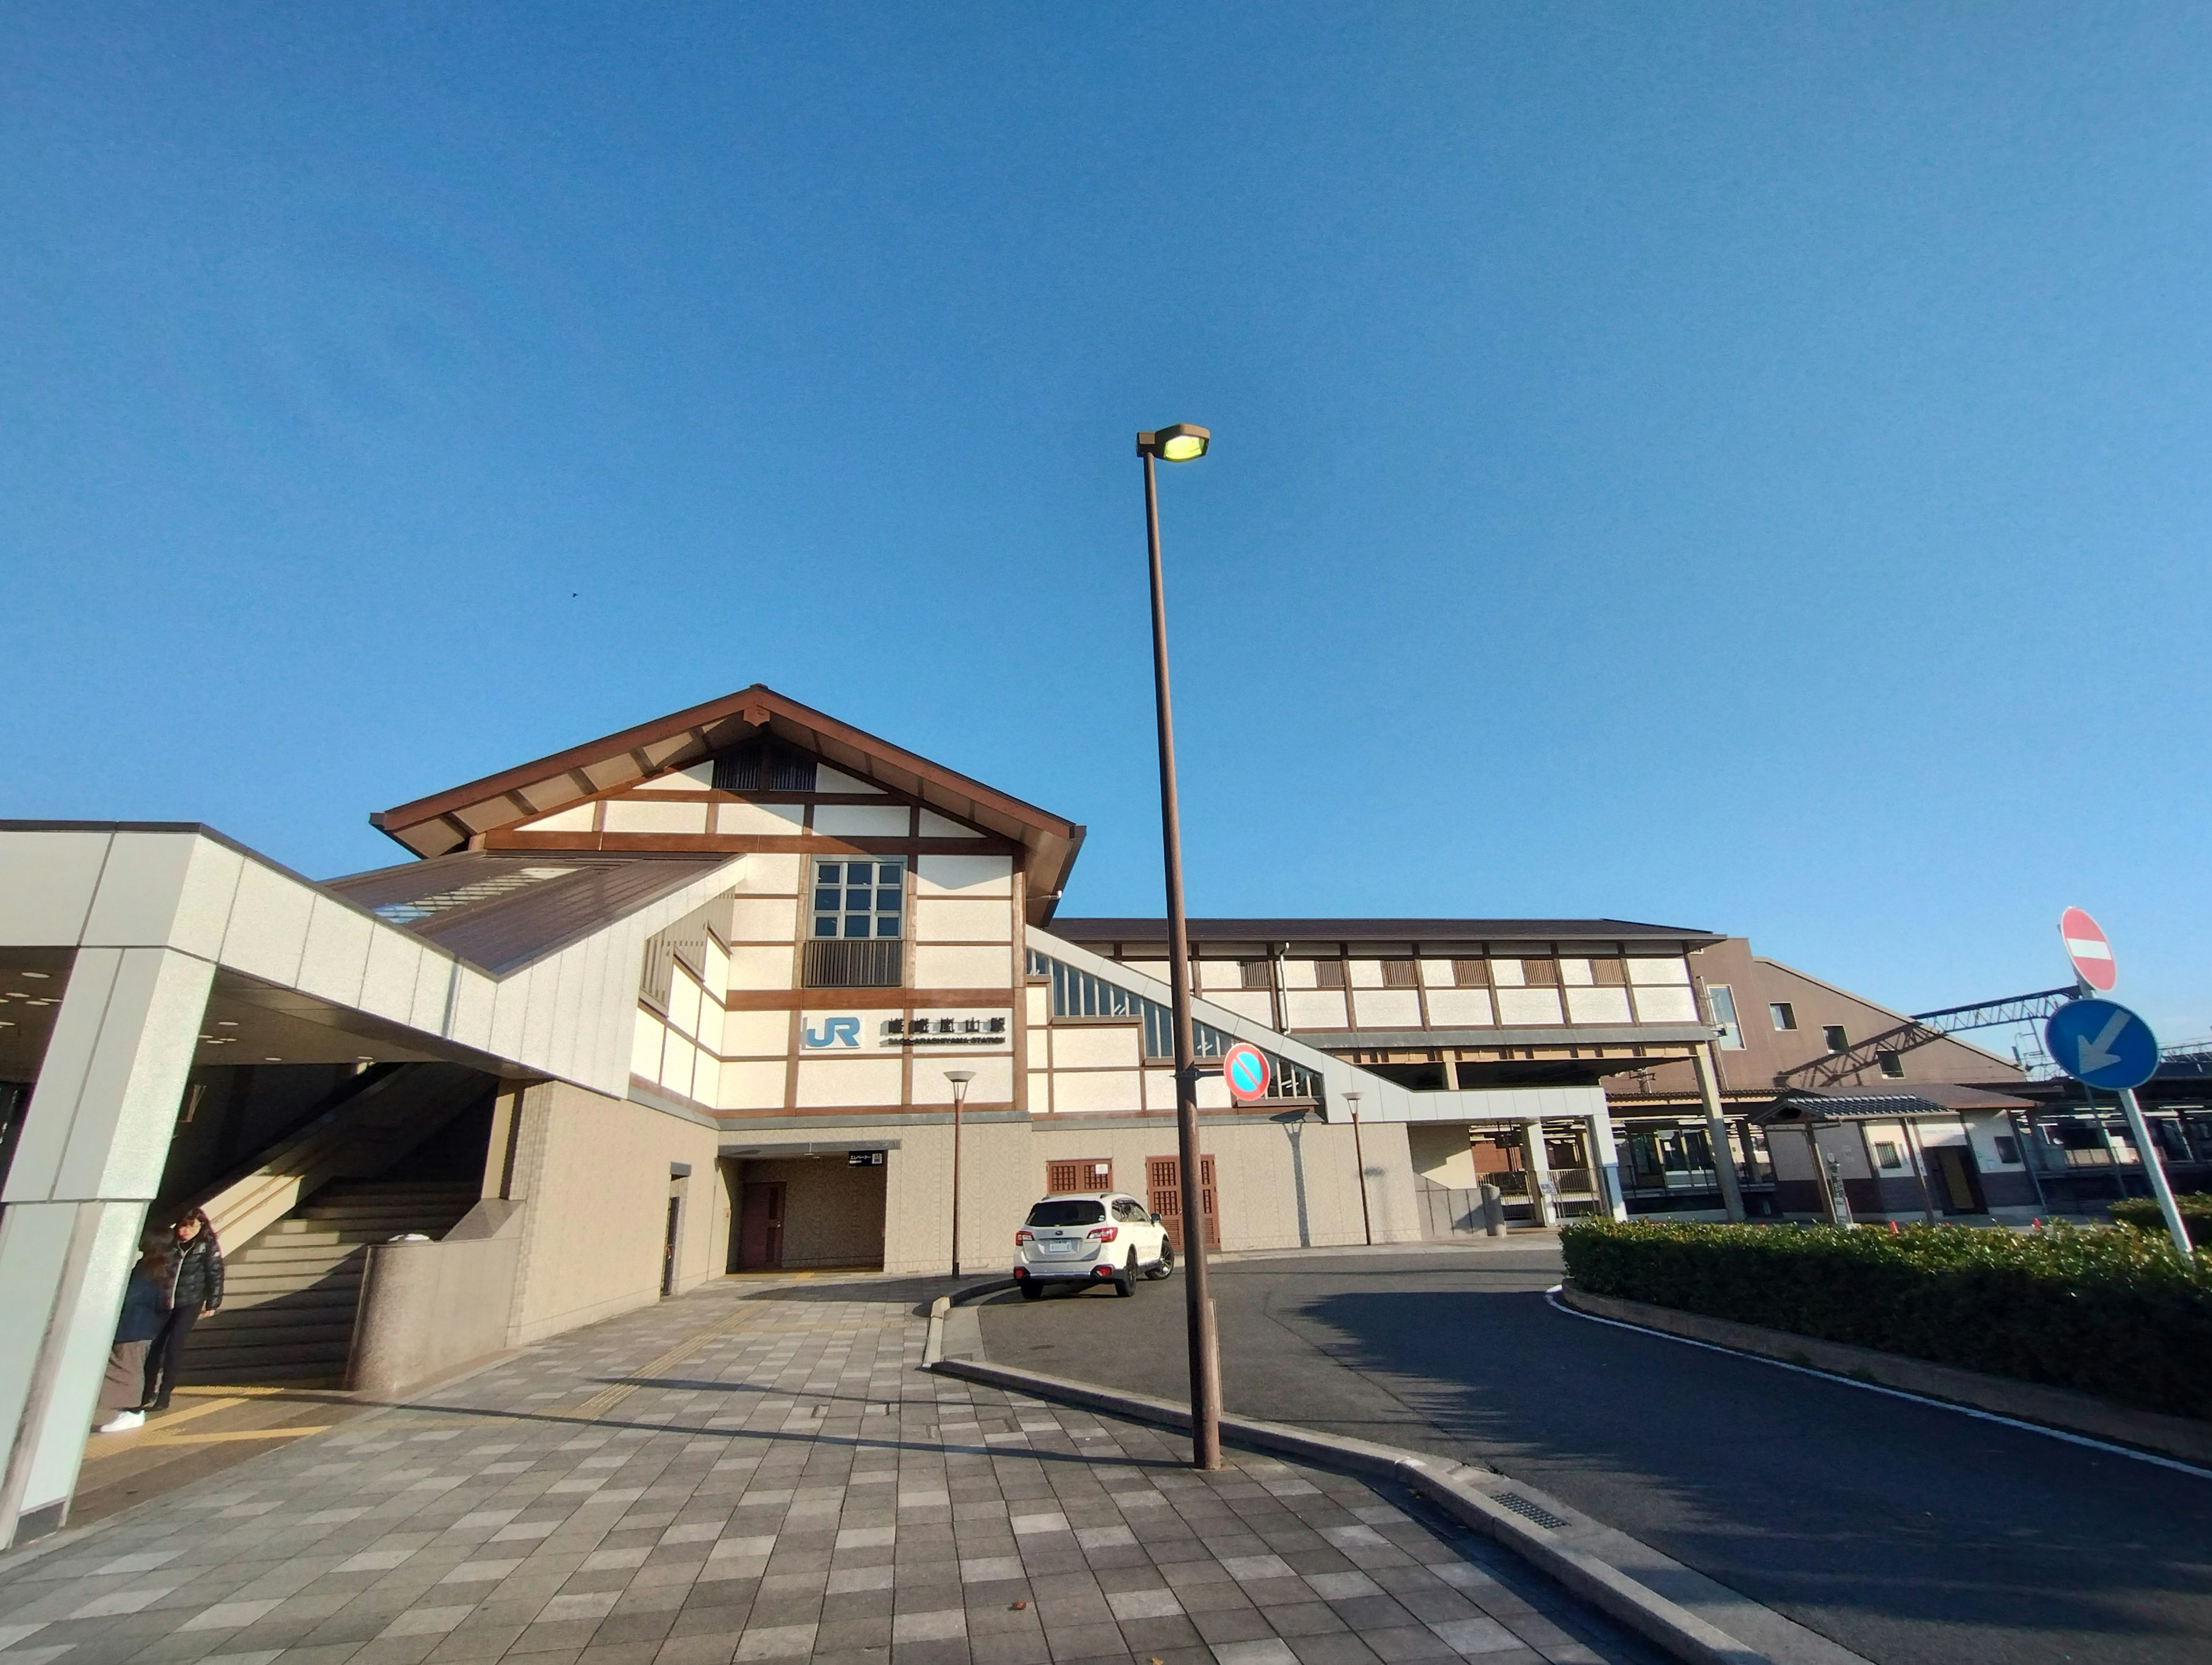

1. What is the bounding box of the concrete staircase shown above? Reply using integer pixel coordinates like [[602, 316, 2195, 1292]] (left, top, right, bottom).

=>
[[179, 1179, 482, 1387]]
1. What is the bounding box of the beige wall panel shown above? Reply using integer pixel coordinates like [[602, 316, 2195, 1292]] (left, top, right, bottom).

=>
[[730, 897, 797, 943], [1285, 989, 1349, 1029], [1050, 1026, 1142, 1069], [1407, 1124, 1479, 1189], [1194, 962, 1240, 991], [1050, 1070, 1142, 1113], [509, 1084, 719, 1344], [915, 898, 1012, 943], [1490, 959, 1527, 987], [732, 1156, 887, 1269], [670, 966, 703, 1038], [1143, 1069, 1176, 1111], [1126, 960, 1170, 983], [721, 1007, 789, 1058], [1282, 960, 1319, 989], [1024, 984, 1051, 1026], [913, 945, 1012, 988], [631, 1010, 665, 1083], [1418, 959, 1459, 988], [630, 764, 711, 791], [217, 860, 315, 986], [916, 810, 983, 839], [692, 1055, 720, 1109], [488, 966, 533, 1060], [1352, 990, 1421, 1029], [662, 1033, 699, 1100], [1349, 960, 1385, 989], [703, 938, 729, 993], [812, 805, 911, 837], [357, 928, 423, 1025], [718, 1060, 787, 1112], [736, 851, 803, 894], [1632, 986, 1699, 1023], [1195, 1076, 1231, 1110], [1495, 988, 1563, 1025], [1627, 957, 1692, 985], [1208, 991, 1274, 1023], [522, 805, 595, 832], [1565, 987, 1633, 1025], [1424, 989, 1493, 1026], [796, 1056, 904, 1108], [294, 899, 376, 1008], [1027, 1070, 1050, 1109], [911, 1055, 1014, 1105], [603, 800, 710, 835], [814, 765, 884, 794], [1559, 959, 1593, 987], [916, 855, 1012, 896], [722, 802, 805, 837], [880, 1120, 1033, 1275], [726, 945, 795, 991], [446, 968, 497, 1053]]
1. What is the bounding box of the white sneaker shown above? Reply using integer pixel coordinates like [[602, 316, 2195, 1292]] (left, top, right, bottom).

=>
[[97, 1410, 143, 1434]]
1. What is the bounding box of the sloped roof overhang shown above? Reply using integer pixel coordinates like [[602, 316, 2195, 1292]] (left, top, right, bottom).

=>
[[369, 684, 1086, 920]]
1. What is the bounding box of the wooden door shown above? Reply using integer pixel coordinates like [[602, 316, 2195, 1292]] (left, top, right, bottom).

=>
[[1146, 1156, 1218, 1251], [736, 1182, 786, 1269], [1047, 1158, 1113, 1194]]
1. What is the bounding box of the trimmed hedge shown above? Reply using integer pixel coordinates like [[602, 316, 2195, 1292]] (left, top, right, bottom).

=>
[[2111, 1193, 2212, 1248], [1559, 1219, 2212, 1420]]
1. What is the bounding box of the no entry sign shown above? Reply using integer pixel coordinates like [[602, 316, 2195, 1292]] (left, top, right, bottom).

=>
[[2059, 907, 2117, 992], [1221, 1042, 1271, 1103]]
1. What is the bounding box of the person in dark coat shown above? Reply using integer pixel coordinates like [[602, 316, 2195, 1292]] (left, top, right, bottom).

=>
[[97, 1235, 171, 1433], [142, 1207, 222, 1413]]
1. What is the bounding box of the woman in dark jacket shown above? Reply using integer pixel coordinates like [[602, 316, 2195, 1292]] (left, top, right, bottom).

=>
[[142, 1208, 222, 1413], [97, 1235, 170, 1432]]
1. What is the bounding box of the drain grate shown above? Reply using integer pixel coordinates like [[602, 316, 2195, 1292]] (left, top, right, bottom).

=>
[[1494, 1492, 1570, 1530]]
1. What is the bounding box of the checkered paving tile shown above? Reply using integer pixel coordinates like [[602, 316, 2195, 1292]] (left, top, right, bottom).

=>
[[0, 1279, 1663, 1664]]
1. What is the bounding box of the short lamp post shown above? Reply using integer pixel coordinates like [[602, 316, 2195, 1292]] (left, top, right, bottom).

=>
[[945, 1069, 976, 1279], [1135, 419, 1224, 1470], [1345, 1091, 1372, 1245]]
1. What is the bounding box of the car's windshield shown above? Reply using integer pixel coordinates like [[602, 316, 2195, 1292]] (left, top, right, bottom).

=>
[[1026, 1200, 1107, 1227]]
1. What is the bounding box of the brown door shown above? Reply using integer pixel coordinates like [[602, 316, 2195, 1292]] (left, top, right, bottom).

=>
[[1047, 1158, 1112, 1194], [736, 1182, 786, 1269], [1146, 1156, 1219, 1251]]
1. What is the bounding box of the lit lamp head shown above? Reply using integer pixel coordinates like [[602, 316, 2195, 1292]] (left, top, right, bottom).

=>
[[1137, 423, 1210, 462]]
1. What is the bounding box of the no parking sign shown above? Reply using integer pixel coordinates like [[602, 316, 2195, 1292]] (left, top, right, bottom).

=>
[[1221, 1043, 1271, 1103]]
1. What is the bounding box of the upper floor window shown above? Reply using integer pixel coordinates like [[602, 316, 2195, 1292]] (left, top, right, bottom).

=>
[[1878, 1050, 1906, 1078], [1706, 985, 1745, 1049], [812, 859, 904, 940], [1769, 1002, 1797, 1031], [1823, 1024, 1850, 1053]]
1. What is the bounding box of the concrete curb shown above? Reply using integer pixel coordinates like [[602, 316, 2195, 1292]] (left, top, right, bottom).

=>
[[1556, 1282, 2212, 1470], [921, 1298, 1790, 1665]]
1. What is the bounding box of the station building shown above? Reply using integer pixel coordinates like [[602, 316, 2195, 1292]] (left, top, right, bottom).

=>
[[0, 681, 1969, 1543]]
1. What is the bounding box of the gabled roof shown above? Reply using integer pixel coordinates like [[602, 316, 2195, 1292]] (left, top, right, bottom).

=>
[[368, 684, 1086, 912]]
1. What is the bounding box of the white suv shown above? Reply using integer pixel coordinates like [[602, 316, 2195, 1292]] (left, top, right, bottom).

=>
[[1012, 1192, 1174, 1299]]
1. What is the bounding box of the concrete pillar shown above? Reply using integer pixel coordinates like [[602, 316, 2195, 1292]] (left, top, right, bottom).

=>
[[1583, 1112, 1628, 1222], [0, 946, 214, 1546], [1690, 1042, 1748, 1222], [1520, 1120, 1555, 1227]]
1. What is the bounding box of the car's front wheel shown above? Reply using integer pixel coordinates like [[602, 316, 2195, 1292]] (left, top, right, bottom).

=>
[[1146, 1242, 1175, 1280]]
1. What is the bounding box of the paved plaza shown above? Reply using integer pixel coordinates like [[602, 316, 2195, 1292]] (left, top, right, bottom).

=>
[[0, 1277, 1661, 1665]]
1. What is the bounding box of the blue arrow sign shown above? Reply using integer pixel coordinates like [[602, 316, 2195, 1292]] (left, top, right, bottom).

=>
[[2044, 999, 2160, 1091]]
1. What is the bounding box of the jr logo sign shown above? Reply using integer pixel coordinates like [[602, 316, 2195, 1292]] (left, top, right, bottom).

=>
[[803, 1017, 862, 1049]]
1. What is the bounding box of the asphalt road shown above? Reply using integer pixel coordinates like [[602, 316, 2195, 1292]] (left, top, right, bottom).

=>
[[974, 1246, 2212, 1665]]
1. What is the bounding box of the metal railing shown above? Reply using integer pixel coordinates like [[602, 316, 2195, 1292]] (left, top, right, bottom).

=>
[[802, 938, 902, 989]]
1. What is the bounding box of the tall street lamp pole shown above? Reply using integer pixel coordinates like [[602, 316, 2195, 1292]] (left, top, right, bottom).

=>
[[1137, 421, 1222, 1470], [1345, 1091, 1372, 1245], [945, 1069, 975, 1279]]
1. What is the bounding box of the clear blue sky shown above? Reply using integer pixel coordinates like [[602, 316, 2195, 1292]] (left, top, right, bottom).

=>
[[5, 6, 2207, 1044]]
